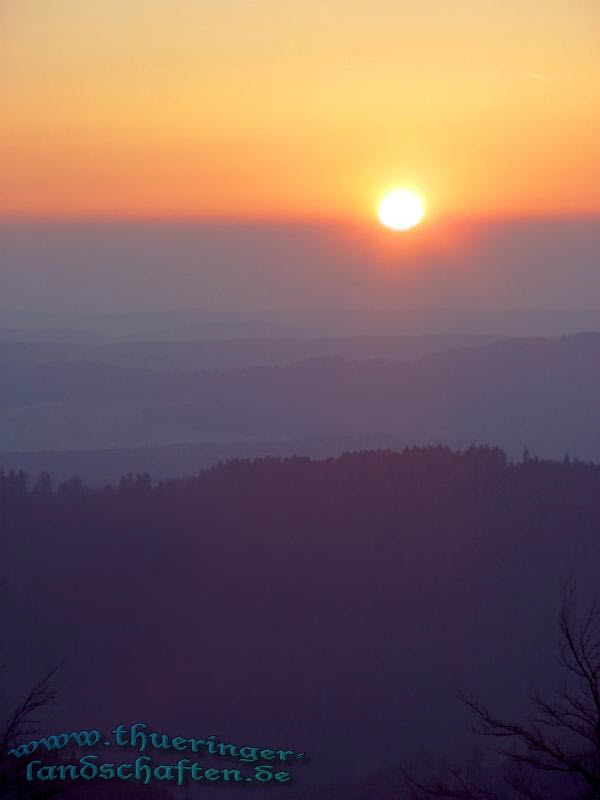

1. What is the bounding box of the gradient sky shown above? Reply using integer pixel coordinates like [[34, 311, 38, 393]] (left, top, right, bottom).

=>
[[2, 1, 599, 220]]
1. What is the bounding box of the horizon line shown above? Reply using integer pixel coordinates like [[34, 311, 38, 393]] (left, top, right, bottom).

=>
[[1, 210, 600, 226]]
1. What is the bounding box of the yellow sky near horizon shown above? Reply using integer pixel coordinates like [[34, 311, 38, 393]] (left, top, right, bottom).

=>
[[2, 0, 599, 220]]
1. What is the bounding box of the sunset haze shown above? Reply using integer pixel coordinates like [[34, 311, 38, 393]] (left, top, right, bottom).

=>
[[2, 0, 599, 220]]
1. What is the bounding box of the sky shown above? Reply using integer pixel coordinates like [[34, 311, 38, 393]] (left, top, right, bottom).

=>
[[2, 0, 600, 221], [1, 217, 599, 321]]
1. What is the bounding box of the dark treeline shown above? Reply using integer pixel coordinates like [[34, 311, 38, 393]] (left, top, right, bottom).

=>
[[2, 447, 600, 559], [3, 446, 600, 798], [2, 442, 598, 503], [3, 446, 600, 568]]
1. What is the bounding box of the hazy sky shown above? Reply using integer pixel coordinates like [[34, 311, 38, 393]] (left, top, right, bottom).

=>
[[1, 217, 599, 321], [2, 1, 599, 220]]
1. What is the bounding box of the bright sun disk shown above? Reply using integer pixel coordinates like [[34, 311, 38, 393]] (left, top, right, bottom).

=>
[[377, 189, 425, 231]]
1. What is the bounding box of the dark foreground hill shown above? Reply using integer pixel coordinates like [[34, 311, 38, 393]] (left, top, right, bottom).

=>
[[2, 447, 600, 796]]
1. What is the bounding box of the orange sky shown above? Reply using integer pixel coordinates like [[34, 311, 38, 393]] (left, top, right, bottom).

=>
[[2, 0, 599, 220]]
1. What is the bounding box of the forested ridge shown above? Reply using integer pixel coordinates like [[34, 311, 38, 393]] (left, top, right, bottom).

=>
[[3, 446, 600, 798], [3, 443, 599, 505]]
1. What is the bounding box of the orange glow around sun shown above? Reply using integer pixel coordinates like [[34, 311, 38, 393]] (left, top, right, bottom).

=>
[[1, 1, 599, 220]]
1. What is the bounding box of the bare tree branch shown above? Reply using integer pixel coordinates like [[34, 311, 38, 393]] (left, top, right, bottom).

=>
[[404, 584, 600, 799]]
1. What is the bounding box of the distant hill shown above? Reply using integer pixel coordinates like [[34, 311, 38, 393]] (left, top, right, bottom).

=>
[[1, 332, 599, 463], [0, 332, 499, 370]]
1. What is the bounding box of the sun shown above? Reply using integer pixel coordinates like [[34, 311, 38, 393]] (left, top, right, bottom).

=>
[[377, 189, 425, 231]]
